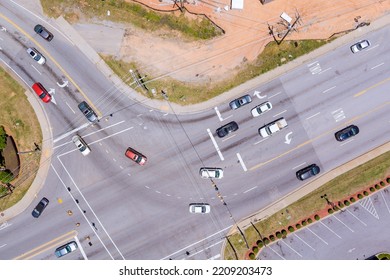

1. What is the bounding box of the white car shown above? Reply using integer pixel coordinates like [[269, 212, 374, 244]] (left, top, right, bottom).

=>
[[189, 203, 211, 214], [251, 101, 272, 117], [350, 40, 370, 53], [72, 135, 91, 156], [199, 167, 224, 179], [258, 117, 288, 138], [26, 47, 46, 65]]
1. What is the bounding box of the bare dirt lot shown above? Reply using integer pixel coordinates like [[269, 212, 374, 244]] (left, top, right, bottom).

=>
[[117, 0, 390, 83]]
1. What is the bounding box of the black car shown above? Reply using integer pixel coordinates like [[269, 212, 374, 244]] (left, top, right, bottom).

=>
[[216, 121, 239, 138], [32, 197, 49, 218], [34, 24, 54, 41], [78, 101, 98, 123], [296, 164, 320, 181], [335, 125, 359, 142]]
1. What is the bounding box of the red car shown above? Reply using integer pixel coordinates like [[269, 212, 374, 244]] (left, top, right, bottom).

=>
[[125, 147, 147, 166], [32, 83, 51, 103]]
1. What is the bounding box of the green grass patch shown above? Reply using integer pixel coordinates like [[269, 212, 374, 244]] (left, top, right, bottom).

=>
[[101, 39, 328, 104], [40, 0, 223, 40], [0, 68, 42, 211], [223, 151, 390, 260]]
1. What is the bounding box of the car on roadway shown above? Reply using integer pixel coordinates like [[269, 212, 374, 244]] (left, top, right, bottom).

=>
[[72, 135, 91, 156], [78, 101, 98, 123], [335, 125, 359, 141], [296, 164, 320, 181], [258, 117, 287, 138], [34, 24, 54, 41], [32, 82, 51, 103], [189, 203, 211, 214], [199, 167, 224, 179], [55, 241, 78, 258], [251, 101, 272, 117], [229, 94, 252, 110], [350, 39, 370, 53], [31, 197, 49, 218], [26, 47, 46, 65], [216, 121, 239, 138], [125, 147, 147, 166]]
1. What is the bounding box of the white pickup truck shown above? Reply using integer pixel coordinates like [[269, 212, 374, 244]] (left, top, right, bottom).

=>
[[258, 117, 288, 137]]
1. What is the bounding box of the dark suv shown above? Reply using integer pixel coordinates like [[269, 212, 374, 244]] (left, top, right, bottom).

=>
[[335, 125, 359, 141], [32, 197, 49, 218], [78, 101, 98, 123], [216, 121, 239, 138], [34, 24, 54, 41], [296, 164, 320, 181]]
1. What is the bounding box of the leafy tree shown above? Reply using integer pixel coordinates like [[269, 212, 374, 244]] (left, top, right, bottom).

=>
[[0, 170, 13, 184], [0, 126, 7, 150]]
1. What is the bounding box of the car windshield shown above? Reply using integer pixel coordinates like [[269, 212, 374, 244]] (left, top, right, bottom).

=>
[[39, 92, 47, 99]]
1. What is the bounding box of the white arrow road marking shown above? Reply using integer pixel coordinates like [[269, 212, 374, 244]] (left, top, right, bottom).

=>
[[49, 88, 55, 94], [1, 26, 6, 32], [284, 132, 292, 144], [57, 80, 69, 87], [50, 96, 57, 105], [253, 90, 267, 99]]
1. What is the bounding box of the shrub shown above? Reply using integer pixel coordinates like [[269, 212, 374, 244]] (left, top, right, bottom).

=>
[[296, 223, 301, 229], [345, 201, 350, 206], [252, 246, 259, 254], [281, 229, 287, 236], [256, 240, 263, 247], [380, 181, 385, 186], [315, 215, 320, 221], [338, 201, 344, 208], [269, 235, 275, 241], [328, 208, 334, 214], [350, 197, 356, 203], [276, 232, 282, 239], [263, 238, 270, 245], [288, 226, 294, 232], [308, 218, 313, 224], [370, 187, 375, 192], [375, 184, 381, 190], [249, 252, 255, 259], [387, 178, 390, 184], [302, 220, 307, 226], [358, 194, 363, 199], [363, 191, 369, 196]]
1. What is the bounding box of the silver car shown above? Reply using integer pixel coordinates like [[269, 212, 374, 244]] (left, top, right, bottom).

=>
[[26, 47, 46, 65], [55, 241, 78, 258], [189, 203, 211, 214], [350, 40, 370, 53], [72, 135, 90, 156], [229, 94, 252, 110]]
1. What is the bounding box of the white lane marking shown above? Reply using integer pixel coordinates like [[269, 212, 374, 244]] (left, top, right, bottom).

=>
[[367, 44, 379, 51], [113, 158, 117, 162], [307, 228, 328, 245], [54, 160, 125, 259], [254, 138, 268, 145], [359, 197, 379, 219], [57, 126, 134, 156], [209, 254, 221, 260], [333, 215, 356, 231], [222, 134, 236, 141], [295, 234, 315, 251], [243, 186, 258, 193], [10, 0, 75, 45], [214, 107, 223, 121], [51, 164, 115, 260], [162, 226, 230, 259], [65, 102, 76, 114], [320, 221, 342, 239], [0, 244, 6, 248], [163, 112, 168, 116], [0, 58, 29, 86], [319, 67, 331, 74], [207, 128, 224, 161], [53, 122, 90, 143], [267, 245, 286, 260], [237, 153, 247, 171], [340, 139, 354, 146], [119, 165, 123, 169], [281, 239, 302, 257], [184, 240, 224, 259], [0, 222, 11, 231], [381, 191, 390, 215], [323, 86, 336, 93], [31, 64, 42, 75], [345, 209, 367, 226], [273, 110, 287, 118], [371, 62, 384, 70], [307, 61, 319, 67], [74, 236, 88, 260], [306, 112, 320, 120], [268, 91, 281, 99], [348, 247, 356, 253], [292, 162, 306, 170]]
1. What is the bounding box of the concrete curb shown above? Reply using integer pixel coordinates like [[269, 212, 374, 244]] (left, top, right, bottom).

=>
[[0, 93, 53, 223]]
